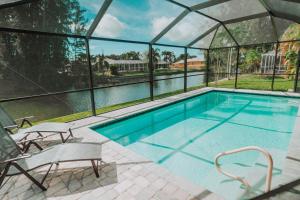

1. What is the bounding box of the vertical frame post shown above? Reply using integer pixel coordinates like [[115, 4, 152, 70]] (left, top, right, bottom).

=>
[[184, 47, 188, 92], [206, 49, 210, 87], [271, 42, 279, 91], [85, 38, 96, 116], [234, 47, 240, 89], [294, 50, 300, 92], [149, 44, 154, 100]]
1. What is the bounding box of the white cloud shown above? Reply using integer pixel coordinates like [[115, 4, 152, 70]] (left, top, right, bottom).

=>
[[151, 15, 201, 43], [93, 14, 126, 38], [89, 44, 97, 50], [164, 20, 200, 42], [151, 16, 174, 36], [155, 14, 218, 44]]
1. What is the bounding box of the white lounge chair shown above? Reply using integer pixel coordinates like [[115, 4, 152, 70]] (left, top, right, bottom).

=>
[[0, 123, 103, 191], [0, 106, 74, 145]]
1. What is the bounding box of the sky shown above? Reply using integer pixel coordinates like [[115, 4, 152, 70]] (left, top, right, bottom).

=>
[[79, 0, 105, 25], [92, 0, 183, 40], [79, 0, 207, 56]]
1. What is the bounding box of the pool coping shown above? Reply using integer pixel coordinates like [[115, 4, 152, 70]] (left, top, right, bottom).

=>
[[279, 97, 300, 186], [83, 87, 300, 199]]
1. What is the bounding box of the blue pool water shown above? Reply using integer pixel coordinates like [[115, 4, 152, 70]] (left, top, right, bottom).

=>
[[93, 91, 300, 199]]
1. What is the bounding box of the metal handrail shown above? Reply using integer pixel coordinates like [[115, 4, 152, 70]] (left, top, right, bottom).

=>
[[214, 146, 274, 193]]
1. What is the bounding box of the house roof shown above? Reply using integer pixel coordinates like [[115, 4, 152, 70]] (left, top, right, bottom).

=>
[[173, 57, 205, 64], [104, 58, 167, 65]]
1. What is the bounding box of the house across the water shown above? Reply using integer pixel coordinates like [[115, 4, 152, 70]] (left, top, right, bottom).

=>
[[93, 57, 169, 72], [171, 57, 206, 70]]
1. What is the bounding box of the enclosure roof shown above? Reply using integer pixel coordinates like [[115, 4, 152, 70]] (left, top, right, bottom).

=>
[[0, 0, 299, 49]]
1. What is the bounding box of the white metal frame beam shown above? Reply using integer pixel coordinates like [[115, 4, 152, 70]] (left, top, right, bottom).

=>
[[151, 9, 190, 44], [188, 23, 221, 47]]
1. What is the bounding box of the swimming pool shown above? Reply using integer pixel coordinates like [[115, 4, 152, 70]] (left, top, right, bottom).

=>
[[93, 91, 300, 199]]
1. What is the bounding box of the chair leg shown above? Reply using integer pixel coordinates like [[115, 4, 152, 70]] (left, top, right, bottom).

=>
[[60, 129, 73, 143], [37, 132, 44, 138], [11, 162, 47, 191], [91, 160, 99, 178], [0, 163, 11, 187], [18, 142, 26, 152], [41, 163, 54, 185], [59, 133, 66, 143], [24, 141, 43, 153], [20, 119, 32, 127], [69, 129, 74, 138]]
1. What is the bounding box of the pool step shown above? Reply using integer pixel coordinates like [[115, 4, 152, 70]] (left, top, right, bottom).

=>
[[206, 163, 275, 199], [204, 163, 254, 199]]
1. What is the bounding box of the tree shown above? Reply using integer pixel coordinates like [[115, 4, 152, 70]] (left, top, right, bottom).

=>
[[279, 24, 300, 79], [110, 65, 119, 76], [244, 49, 261, 73], [0, 0, 88, 94], [209, 49, 235, 81], [96, 53, 109, 75], [161, 51, 175, 65], [176, 53, 196, 62], [120, 51, 141, 60], [285, 49, 298, 79], [147, 48, 160, 69]]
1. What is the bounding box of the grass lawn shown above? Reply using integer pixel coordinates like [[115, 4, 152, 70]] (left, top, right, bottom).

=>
[[209, 74, 295, 91]]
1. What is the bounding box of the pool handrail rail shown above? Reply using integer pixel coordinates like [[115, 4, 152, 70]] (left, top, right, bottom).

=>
[[214, 146, 273, 193]]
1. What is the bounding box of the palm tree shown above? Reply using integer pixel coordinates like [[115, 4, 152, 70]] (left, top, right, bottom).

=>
[[161, 50, 175, 66], [244, 49, 261, 73], [97, 53, 109, 75], [121, 51, 141, 60], [149, 48, 160, 69]]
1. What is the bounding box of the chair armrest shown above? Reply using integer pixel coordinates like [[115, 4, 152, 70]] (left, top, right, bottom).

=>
[[4, 125, 18, 130], [4, 125, 18, 135], [0, 154, 31, 164]]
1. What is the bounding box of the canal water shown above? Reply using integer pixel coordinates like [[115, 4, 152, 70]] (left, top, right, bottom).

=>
[[91, 72, 204, 109], [2, 72, 205, 121]]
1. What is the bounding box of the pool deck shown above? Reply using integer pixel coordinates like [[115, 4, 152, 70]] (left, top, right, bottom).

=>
[[2, 87, 300, 200]]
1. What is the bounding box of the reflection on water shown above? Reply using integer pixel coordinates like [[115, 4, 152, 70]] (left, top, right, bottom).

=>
[[2, 73, 204, 121], [67, 72, 204, 109], [72, 72, 204, 109]]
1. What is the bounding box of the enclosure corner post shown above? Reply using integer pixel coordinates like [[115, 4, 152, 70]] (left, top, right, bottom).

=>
[[206, 49, 210, 87], [184, 47, 188, 92], [271, 42, 279, 91], [234, 47, 240, 89], [85, 37, 96, 116], [294, 50, 300, 92], [149, 44, 154, 101]]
